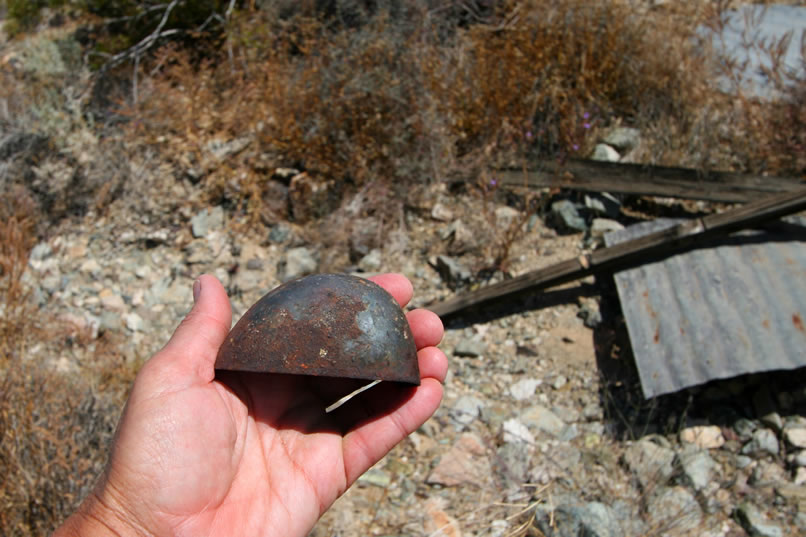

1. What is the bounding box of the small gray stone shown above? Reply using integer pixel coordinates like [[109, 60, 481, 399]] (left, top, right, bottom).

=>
[[124, 312, 144, 332], [502, 418, 534, 444], [584, 192, 621, 218], [788, 450, 806, 467], [678, 446, 716, 491], [590, 218, 625, 239], [761, 412, 783, 434], [577, 301, 602, 329], [245, 258, 263, 271], [550, 200, 587, 233], [750, 460, 788, 487], [496, 442, 531, 489], [434, 255, 472, 289], [735, 503, 783, 537], [357, 248, 382, 273], [279, 247, 317, 282], [450, 395, 485, 427], [734, 418, 758, 439], [603, 127, 641, 151], [534, 499, 633, 537], [647, 487, 702, 533], [552, 375, 568, 390], [510, 378, 541, 401], [784, 427, 806, 449], [622, 439, 676, 489], [591, 143, 620, 162], [357, 468, 391, 488], [30, 242, 53, 261], [190, 208, 218, 238], [268, 223, 292, 243], [454, 337, 487, 358], [736, 455, 755, 469], [742, 429, 780, 457], [521, 405, 565, 437]]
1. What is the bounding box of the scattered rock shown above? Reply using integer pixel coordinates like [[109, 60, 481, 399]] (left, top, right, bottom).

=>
[[784, 427, 806, 449], [550, 200, 587, 233], [520, 405, 565, 437], [742, 429, 780, 457], [776, 483, 806, 508], [245, 258, 263, 271], [735, 503, 783, 537], [590, 218, 624, 239], [495, 442, 531, 489], [431, 202, 454, 222], [602, 127, 641, 151], [788, 450, 806, 467], [678, 445, 717, 491], [680, 425, 726, 449], [443, 220, 476, 255], [734, 417, 758, 439], [494, 206, 521, 230], [534, 499, 632, 537], [510, 378, 541, 401], [357, 248, 382, 272], [268, 223, 292, 243], [454, 337, 487, 358], [357, 468, 391, 488], [622, 439, 676, 489], [552, 375, 568, 390], [502, 418, 535, 445], [426, 433, 493, 487], [190, 206, 224, 238], [433, 255, 472, 289], [577, 300, 602, 329], [584, 192, 621, 218], [591, 143, 620, 162], [749, 460, 788, 487], [279, 247, 317, 282], [99, 288, 125, 311], [450, 395, 485, 427], [424, 498, 463, 537], [124, 312, 144, 332], [647, 486, 702, 533]]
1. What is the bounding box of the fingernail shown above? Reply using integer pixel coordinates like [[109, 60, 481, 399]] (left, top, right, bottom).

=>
[[193, 279, 202, 303]]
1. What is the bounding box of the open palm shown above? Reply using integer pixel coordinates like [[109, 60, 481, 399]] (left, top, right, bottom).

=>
[[56, 274, 446, 537]]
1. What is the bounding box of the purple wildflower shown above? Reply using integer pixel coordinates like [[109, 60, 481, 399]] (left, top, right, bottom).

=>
[[490, 178, 498, 186], [525, 131, 533, 139], [572, 144, 580, 151], [583, 112, 590, 119]]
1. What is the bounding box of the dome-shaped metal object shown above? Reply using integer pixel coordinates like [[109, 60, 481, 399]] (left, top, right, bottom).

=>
[[215, 273, 420, 385]]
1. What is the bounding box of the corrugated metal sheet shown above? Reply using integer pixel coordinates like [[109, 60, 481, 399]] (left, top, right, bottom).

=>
[[605, 217, 806, 398]]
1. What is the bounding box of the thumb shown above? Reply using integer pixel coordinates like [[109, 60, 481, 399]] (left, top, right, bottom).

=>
[[149, 274, 233, 386]]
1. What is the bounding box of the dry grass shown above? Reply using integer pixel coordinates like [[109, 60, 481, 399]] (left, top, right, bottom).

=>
[[0, 194, 135, 536]]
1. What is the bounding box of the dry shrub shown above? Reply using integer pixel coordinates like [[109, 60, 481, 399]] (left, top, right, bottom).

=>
[[0, 194, 133, 536]]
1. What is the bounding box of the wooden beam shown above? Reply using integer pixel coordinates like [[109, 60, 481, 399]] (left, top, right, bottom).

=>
[[496, 159, 803, 203], [427, 188, 806, 318]]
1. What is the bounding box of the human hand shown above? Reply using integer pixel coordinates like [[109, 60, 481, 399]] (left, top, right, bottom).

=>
[[54, 273, 447, 537]]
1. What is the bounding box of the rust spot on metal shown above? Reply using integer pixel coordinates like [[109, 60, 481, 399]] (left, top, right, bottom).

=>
[[762, 319, 770, 330], [794, 313, 805, 335], [653, 329, 660, 344], [215, 274, 420, 384]]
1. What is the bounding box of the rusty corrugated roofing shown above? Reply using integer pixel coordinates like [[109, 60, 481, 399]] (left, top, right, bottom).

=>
[[605, 218, 806, 398]]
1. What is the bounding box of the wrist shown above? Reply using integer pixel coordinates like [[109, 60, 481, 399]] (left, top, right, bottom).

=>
[[53, 486, 151, 537]]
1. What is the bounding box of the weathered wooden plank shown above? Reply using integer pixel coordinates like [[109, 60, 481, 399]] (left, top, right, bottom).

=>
[[427, 188, 806, 318], [496, 159, 803, 203]]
